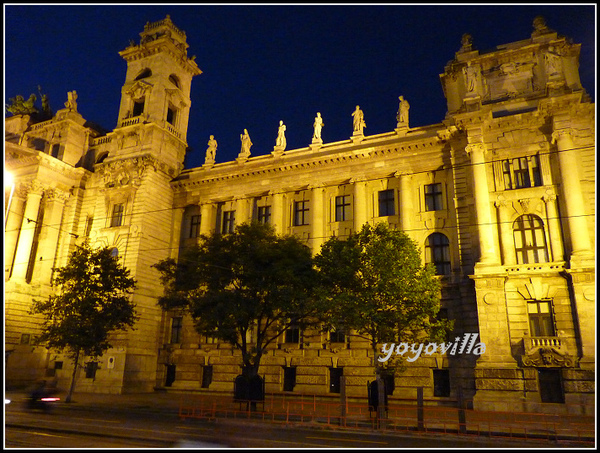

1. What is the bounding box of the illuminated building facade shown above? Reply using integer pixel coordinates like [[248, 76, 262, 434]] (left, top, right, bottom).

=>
[[5, 16, 594, 413]]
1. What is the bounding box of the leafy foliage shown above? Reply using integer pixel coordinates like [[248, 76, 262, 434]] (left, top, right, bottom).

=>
[[153, 221, 320, 376], [315, 223, 452, 364], [30, 241, 138, 359]]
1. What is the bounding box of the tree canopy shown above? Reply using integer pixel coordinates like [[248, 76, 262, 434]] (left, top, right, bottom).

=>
[[153, 221, 320, 378], [314, 223, 452, 363], [30, 241, 137, 401]]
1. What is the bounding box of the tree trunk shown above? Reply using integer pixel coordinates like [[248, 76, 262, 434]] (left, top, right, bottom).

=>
[[66, 349, 80, 403]]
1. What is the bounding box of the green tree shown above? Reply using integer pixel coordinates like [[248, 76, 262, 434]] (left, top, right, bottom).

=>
[[314, 223, 452, 417], [153, 222, 320, 385], [30, 241, 137, 402]]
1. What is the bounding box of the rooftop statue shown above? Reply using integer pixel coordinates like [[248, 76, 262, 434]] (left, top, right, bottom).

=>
[[239, 129, 252, 158], [275, 120, 287, 150], [6, 93, 38, 116], [313, 112, 324, 141], [64, 91, 78, 111], [352, 105, 366, 135], [205, 135, 217, 166], [396, 96, 410, 127]]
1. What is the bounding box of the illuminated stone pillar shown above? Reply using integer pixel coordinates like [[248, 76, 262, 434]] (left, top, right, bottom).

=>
[[4, 187, 26, 280], [397, 171, 413, 233], [351, 177, 368, 231], [270, 191, 284, 235], [542, 193, 564, 263], [465, 143, 498, 265], [200, 202, 214, 235], [494, 197, 515, 265], [12, 182, 45, 280], [310, 184, 325, 253], [235, 197, 250, 226], [38, 189, 69, 284], [551, 128, 592, 264]]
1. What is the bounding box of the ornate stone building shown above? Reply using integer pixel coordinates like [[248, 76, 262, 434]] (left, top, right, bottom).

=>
[[5, 16, 594, 414]]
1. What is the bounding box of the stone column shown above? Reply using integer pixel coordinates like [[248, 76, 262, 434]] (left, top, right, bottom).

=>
[[551, 128, 592, 265], [310, 185, 325, 253], [542, 193, 564, 263], [11, 182, 45, 280], [170, 206, 185, 258], [270, 191, 285, 235], [4, 187, 26, 280], [465, 143, 498, 265], [37, 189, 69, 284], [235, 197, 250, 226], [397, 171, 413, 233], [200, 202, 214, 236], [351, 177, 368, 231], [494, 197, 515, 265]]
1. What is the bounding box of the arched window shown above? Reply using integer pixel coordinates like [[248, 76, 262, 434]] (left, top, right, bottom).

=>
[[513, 214, 548, 264], [168, 74, 180, 88], [425, 233, 451, 275], [134, 68, 152, 80]]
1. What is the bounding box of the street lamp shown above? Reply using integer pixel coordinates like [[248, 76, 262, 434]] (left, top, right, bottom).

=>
[[5, 170, 15, 229]]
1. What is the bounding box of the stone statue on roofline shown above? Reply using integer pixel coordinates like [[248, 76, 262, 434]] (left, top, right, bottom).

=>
[[313, 112, 324, 142], [64, 91, 78, 111], [351, 105, 365, 135], [204, 135, 217, 167], [239, 129, 252, 160], [396, 95, 410, 128], [6, 93, 38, 116]]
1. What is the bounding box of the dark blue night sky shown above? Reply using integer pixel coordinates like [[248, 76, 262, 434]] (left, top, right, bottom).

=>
[[4, 5, 596, 169]]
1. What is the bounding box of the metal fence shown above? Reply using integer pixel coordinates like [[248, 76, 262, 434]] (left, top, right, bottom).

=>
[[178, 392, 595, 444]]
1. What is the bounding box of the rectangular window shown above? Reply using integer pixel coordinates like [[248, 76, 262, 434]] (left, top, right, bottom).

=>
[[329, 367, 343, 393], [283, 366, 297, 392], [189, 214, 201, 238], [293, 201, 309, 226], [538, 369, 564, 403], [201, 365, 213, 389], [424, 183, 443, 211], [513, 157, 531, 189], [51, 143, 62, 159], [84, 216, 94, 237], [502, 155, 543, 190], [222, 210, 235, 234], [329, 328, 346, 344], [166, 106, 177, 126], [85, 362, 99, 379], [132, 99, 145, 117], [527, 300, 555, 337], [110, 203, 124, 227], [433, 369, 451, 397], [285, 324, 301, 344], [335, 195, 351, 222], [170, 317, 183, 344], [378, 189, 395, 216], [257, 206, 271, 225]]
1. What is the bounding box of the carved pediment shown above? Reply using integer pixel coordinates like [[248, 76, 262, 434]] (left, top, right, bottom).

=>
[[125, 80, 153, 100]]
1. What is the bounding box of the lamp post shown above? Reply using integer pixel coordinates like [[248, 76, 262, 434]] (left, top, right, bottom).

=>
[[5, 170, 15, 228]]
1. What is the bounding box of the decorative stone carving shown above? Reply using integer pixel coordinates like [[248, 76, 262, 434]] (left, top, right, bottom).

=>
[[100, 156, 151, 188], [521, 347, 576, 368]]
